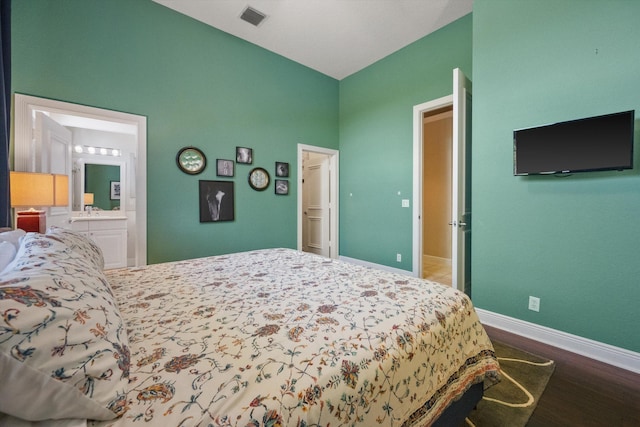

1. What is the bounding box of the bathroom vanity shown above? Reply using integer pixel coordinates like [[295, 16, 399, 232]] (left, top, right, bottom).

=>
[[70, 214, 127, 269]]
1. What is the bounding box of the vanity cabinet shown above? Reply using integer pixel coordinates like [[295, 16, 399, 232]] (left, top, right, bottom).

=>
[[71, 218, 127, 269]]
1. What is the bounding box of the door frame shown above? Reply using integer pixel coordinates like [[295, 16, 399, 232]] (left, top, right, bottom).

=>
[[297, 144, 339, 258], [412, 95, 453, 278], [13, 94, 148, 266]]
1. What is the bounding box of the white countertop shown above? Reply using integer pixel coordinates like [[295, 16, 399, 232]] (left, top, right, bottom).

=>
[[70, 213, 127, 221]]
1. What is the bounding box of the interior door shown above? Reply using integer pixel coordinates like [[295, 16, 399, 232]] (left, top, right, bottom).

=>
[[303, 153, 330, 257], [35, 112, 72, 228], [451, 68, 472, 295]]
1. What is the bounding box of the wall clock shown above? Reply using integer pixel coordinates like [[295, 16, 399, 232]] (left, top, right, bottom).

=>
[[176, 147, 206, 175], [248, 167, 270, 191]]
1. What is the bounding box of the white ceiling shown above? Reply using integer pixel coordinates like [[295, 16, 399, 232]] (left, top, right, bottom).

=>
[[152, 0, 473, 80]]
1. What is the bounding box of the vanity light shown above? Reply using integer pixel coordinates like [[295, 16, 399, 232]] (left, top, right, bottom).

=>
[[74, 145, 121, 157]]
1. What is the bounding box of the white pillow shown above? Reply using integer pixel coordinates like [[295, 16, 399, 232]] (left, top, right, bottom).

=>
[[0, 229, 26, 250], [0, 351, 115, 421], [0, 241, 16, 273], [0, 413, 88, 427]]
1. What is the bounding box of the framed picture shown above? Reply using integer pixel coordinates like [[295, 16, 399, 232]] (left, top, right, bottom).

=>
[[110, 181, 121, 200], [176, 146, 206, 175], [199, 180, 234, 222], [236, 147, 253, 164], [275, 179, 289, 195], [216, 159, 235, 177], [275, 161, 289, 177]]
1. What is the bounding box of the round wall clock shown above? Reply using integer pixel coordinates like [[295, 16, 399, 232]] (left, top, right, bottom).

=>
[[176, 147, 206, 175], [248, 167, 270, 191]]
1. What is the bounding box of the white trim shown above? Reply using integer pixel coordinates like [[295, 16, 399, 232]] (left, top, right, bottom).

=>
[[297, 144, 339, 259], [14, 94, 147, 266], [412, 95, 453, 278], [339, 255, 413, 276], [476, 308, 640, 374]]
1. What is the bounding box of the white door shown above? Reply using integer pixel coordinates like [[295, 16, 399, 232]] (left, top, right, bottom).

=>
[[451, 68, 472, 294], [302, 153, 330, 257], [35, 112, 72, 228]]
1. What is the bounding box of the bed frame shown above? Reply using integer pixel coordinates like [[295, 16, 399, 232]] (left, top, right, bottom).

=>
[[433, 382, 483, 426]]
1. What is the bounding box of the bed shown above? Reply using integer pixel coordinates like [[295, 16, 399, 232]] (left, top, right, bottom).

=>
[[0, 228, 499, 426]]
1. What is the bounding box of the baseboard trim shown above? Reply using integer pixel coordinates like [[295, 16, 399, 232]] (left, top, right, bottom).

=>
[[339, 255, 413, 276], [476, 308, 640, 374]]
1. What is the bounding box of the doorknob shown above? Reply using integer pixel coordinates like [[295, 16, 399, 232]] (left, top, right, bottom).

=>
[[449, 220, 467, 228]]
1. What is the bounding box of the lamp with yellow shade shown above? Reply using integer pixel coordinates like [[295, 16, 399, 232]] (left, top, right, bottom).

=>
[[53, 174, 69, 206], [83, 193, 95, 214], [83, 193, 94, 205], [10, 171, 69, 233]]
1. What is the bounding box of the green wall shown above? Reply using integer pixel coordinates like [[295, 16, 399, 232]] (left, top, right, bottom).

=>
[[338, 15, 472, 269], [12, 0, 339, 263], [472, 0, 640, 352]]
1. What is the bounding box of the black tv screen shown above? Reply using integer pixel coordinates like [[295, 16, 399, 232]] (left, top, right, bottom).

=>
[[513, 110, 635, 175]]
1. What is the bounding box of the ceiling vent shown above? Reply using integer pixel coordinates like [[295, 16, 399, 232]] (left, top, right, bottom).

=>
[[240, 6, 267, 27]]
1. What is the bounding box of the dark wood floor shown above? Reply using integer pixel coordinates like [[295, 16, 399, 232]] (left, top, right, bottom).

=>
[[484, 326, 640, 426]]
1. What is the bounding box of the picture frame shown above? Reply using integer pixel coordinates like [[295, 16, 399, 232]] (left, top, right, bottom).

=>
[[275, 161, 289, 177], [216, 159, 235, 177], [199, 180, 234, 222], [236, 147, 253, 164], [110, 181, 121, 200], [176, 146, 206, 175], [275, 179, 289, 195]]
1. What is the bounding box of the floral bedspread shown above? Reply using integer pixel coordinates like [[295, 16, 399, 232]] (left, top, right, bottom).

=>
[[94, 249, 499, 426]]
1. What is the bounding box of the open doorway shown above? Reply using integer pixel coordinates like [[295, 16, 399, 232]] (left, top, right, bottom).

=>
[[422, 107, 453, 285], [13, 94, 148, 266], [297, 144, 339, 258], [412, 68, 472, 294]]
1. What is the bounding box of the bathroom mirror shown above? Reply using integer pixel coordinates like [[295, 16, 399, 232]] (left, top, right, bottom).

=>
[[74, 159, 125, 211]]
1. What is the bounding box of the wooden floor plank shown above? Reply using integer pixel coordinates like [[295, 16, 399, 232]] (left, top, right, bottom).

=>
[[483, 326, 640, 427]]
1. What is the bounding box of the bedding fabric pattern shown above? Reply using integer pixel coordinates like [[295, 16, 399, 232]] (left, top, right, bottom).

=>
[[0, 232, 129, 421], [94, 248, 499, 426]]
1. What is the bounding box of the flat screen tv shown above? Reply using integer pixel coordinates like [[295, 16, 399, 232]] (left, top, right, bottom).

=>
[[513, 110, 635, 175]]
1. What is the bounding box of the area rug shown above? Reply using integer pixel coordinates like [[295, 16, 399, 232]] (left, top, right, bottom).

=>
[[464, 341, 555, 427]]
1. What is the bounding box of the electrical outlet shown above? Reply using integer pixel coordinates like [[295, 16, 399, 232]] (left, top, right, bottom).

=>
[[402, 199, 410, 208], [396, 253, 402, 262], [528, 296, 540, 312]]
